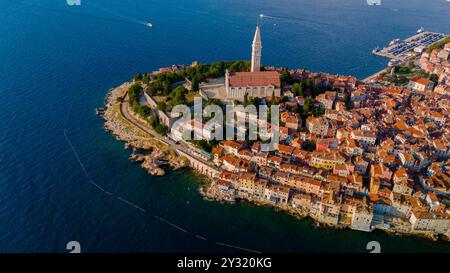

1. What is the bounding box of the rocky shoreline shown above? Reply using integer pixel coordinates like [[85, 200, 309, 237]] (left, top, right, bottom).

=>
[[201, 183, 443, 241], [102, 83, 189, 176]]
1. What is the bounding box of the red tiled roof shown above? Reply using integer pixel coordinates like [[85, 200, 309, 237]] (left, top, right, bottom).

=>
[[229, 71, 280, 88], [412, 77, 432, 86]]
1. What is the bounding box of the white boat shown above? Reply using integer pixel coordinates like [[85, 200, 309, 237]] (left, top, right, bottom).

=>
[[389, 39, 400, 46], [417, 27, 425, 34], [146, 22, 153, 28], [388, 59, 400, 67]]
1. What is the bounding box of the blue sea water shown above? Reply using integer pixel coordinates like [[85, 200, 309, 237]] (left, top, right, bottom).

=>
[[0, 0, 450, 252]]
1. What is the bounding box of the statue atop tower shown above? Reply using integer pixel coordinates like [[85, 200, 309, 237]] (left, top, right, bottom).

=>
[[251, 26, 262, 72]]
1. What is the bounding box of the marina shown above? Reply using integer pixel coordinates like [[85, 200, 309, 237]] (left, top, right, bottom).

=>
[[372, 31, 448, 61]]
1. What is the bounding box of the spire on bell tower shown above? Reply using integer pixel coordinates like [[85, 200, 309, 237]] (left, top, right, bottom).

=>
[[251, 25, 262, 72]]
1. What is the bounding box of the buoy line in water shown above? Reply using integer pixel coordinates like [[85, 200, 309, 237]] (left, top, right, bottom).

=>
[[63, 93, 261, 253]]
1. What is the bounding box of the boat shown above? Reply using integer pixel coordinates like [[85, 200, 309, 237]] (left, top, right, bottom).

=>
[[95, 107, 105, 116], [146, 22, 153, 28], [388, 59, 400, 67], [389, 39, 401, 46], [417, 27, 425, 34], [372, 47, 380, 54]]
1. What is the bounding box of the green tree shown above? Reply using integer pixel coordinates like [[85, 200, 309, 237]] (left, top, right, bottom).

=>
[[248, 96, 261, 108], [398, 67, 411, 74], [169, 86, 188, 106], [128, 84, 143, 107], [280, 96, 289, 103], [191, 76, 200, 92], [302, 97, 313, 114], [302, 140, 316, 152], [149, 115, 159, 128], [292, 82, 305, 97], [344, 93, 351, 109], [429, 74, 439, 85], [244, 93, 249, 106], [142, 74, 150, 84], [206, 98, 222, 107], [157, 101, 167, 111], [133, 73, 143, 82], [280, 68, 293, 84], [155, 124, 168, 135]]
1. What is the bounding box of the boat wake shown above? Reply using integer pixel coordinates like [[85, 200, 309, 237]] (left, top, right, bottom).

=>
[[17, 0, 152, 29], [259, 13, 338, 28]]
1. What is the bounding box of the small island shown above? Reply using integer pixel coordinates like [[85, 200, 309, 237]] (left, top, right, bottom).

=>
[[103, 26, 450, 242]]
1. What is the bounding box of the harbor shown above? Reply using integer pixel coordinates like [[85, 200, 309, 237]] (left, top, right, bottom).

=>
[[372, 30, 448, 61]]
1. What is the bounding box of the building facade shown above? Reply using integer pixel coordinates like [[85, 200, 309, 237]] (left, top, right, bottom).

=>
[[225, 26, 281, 100]]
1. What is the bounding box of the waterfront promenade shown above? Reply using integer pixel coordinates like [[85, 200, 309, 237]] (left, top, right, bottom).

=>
[[362, 67, 388, 83]]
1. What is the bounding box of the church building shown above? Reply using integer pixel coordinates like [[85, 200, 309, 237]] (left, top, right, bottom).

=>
[[225, 26, 281, 101]]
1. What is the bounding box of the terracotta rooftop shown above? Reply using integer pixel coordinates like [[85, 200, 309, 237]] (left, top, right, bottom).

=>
[[229, 71, 280, 88], [411, 77, 432, 86]]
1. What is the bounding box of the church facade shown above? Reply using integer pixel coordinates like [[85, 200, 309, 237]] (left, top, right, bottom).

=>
[[225, 70, 281, 100], [225, 26, 281, 101]]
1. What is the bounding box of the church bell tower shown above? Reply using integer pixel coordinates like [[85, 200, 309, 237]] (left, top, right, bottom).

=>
[[251, 26, 262, 72]]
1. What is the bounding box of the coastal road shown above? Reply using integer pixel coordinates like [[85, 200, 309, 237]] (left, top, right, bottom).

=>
[[120, 98, 157, 138], [119, 96, 219, 171]]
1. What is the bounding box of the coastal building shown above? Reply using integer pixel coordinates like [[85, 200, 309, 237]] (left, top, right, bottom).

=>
[[438, 49, 450, 61], [225, 70, 281, 100], [309, 150, 346, 170], [225, 26, 281, 100], [238, 172, 257, 195], [351, 204, 374, 232], [407, 77, 435, 92], [316, 91, 336, 110], [220, 155, 252, 172], [281, 112, 302, 131], [350, 130, 377, 146], [265, 184, 290, 205], [306, 116, 329, 136], [223, 140, 244, 155], [390, 192, 413, 218], [291, 193, 312, 210], [392, 168, 414, 195], [409, 210, 450, 234], [254, 178, 269, 199]]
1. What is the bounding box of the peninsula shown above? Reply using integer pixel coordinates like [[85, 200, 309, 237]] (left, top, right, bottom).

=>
[[103, 26, 450, 241]]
